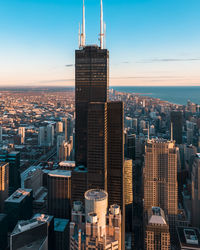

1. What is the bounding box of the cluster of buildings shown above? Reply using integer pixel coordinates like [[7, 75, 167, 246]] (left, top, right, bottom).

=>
[[0, 1, 200, 250]]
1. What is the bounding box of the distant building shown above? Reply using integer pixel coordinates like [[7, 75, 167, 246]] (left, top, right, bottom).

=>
[[0, 213, 8, 250], [4, 188, 33, 231], [177, 226, 200, 249], [38, 127, 46, 146], [54, 218, 69, 250], [126, 134, 136, 160], [70, 189, 122, 250], [46, 124, 54, 147], [24, 168, 43, 197], [56, 122, 63, 134], [0, 162, 9, 212], [124, 159, 133, 232], [0, 126, 3, 142], [191, 153, 200, 228], [171, 111, 183, 144], [47, 170, 71, 219], [58, 161, 75, 171], [10, 216, 48, 250], [144, 207, 171, 250], [18, 127, 25, 144]]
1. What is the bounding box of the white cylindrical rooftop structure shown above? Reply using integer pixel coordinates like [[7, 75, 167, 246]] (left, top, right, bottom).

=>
[[85, 189, 108, 229]]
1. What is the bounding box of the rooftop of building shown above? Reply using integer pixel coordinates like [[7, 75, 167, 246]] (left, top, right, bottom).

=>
[[59, 161, 75, 167], [32, 213, 53, 223], [5, 188, 32, 203], [8, 151, 20, 156], [148, 207, 167, 225], [177, 227, 200, 249], [48, 169, 71, 178], [85, 189, 108, 201], [11, 218, 47, 235], [54, 218, 69, 232]]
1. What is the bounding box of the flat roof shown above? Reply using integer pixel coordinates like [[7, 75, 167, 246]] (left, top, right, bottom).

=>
[[59, 161, 75, 167], [5, 189, 32, 203], [48, 170, 71, 178], [177, 227, 200, 248], [85, 189, 107, 201], [54, 218, 69, 232]]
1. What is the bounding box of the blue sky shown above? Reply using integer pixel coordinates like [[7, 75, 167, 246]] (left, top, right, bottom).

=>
[[1, 0, 200, 86]]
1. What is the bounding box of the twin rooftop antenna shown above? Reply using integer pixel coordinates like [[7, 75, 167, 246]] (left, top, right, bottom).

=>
[[79, 0, 105, 49]]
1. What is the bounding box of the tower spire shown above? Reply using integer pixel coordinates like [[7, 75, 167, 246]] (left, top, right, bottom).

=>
[[100, 0, 104, 49], [79, 0, 85, 48]]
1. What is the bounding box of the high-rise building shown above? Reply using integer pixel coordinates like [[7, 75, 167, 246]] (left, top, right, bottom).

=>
[[70, 189, 122, 250], [0, 126, 2, 142], [0, 162, 9, 212], [107, 101, 125, 247], [46, 124, 54, 147], [124, 159, 133, 232], [18, 127, 25, 144], [47, 170, 71, 219], [191, 153, 200, 228], [176, 226, 200, 249], [170, 111, 183, 144], [144, 207, 171, 250], [4, 188, 33, 231], [87, 102, 108, 190], [75, 45, 109, 166], [38, 126, 46, 146], [144, 139, 178, 236], [7, 151, 21, 195], [74, 1, 125, 247], [10, 217, 48, 250]]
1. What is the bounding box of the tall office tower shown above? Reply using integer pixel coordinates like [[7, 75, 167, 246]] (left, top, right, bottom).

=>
[[47, 170, 71, 219], [62, 117, 68, 141], [126, 134, 136, 160], [144, 207, 171, 250], [0, 214, 8, 250], [71, 165, 88, 204], [56, 122, 63, 134], [144, 139, 178, 237], [0, 126, 3, 142], [0, 162, 9, 212], [57, 135, 65, 158], [191, 153, 200, 228], [124, 159, 133, 232], [38, 126, 46, 146], [10, 217, 48, 250], [75, 45, 109, 166], [46, 124, 54, 147], [4, 188, 33, 231], [107, 101, 125, 248], [70, 189, 122, 250], [18, 127, 25, 144], [7, 151, 21, 195], [87, 102, 107, 190], [170, 111, 183, 144]]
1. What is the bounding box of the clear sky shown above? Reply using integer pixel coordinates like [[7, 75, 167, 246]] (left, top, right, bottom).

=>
[[1, 0, 200, 86]]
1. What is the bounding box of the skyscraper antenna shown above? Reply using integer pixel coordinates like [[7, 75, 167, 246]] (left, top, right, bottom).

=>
[[104, 22, 106, 48], [171, 122, 173, 141], [78, 23, 81, 48], [79, 0, 85, 48], [100, 0, 104, 49]]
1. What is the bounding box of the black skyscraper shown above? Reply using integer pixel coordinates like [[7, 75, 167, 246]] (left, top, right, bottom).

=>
[[170, 111, 183, 144]]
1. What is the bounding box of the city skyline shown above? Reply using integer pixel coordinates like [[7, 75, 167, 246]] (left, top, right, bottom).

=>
[[1, 0, 200, 87]]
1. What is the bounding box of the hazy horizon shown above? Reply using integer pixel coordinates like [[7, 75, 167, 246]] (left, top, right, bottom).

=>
[[1, 0, 200, 86]]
